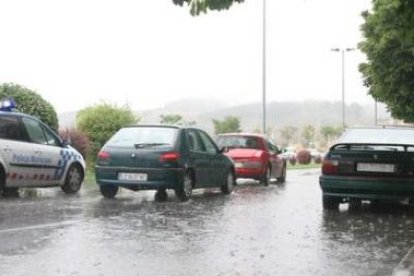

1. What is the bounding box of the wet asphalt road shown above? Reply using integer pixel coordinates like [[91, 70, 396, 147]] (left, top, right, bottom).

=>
[[1, 169, 414, 276]]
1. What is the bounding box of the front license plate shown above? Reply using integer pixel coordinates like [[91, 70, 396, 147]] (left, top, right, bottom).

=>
[[118, 172, 148, 181], [357, 163, 395, 173]]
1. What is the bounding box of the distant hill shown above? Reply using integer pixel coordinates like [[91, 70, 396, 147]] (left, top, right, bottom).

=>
[[58, 98, 393, 134], [137, 97, 227, 124], [199, 99, 393, 133]]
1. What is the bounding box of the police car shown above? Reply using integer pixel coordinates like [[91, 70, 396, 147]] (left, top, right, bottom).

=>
[[0, 98, 86, 197]]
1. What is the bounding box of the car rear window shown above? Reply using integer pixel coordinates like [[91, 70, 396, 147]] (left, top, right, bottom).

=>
[[216, 136, 259, 149], [333, 144, 413, 152], [337, 128, 414, 147], [106, 127, 179, 148]]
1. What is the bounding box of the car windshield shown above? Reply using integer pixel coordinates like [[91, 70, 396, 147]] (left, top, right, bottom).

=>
[[338, 128, 414, 146], [216, 136, 259, 149], [106, 127, 178, 148]]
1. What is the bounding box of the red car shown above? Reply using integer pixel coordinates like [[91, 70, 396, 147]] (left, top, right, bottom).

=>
[[216, 133, 286, 185]]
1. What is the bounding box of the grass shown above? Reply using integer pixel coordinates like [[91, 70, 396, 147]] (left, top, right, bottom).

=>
[[84, 169, 96, 185]]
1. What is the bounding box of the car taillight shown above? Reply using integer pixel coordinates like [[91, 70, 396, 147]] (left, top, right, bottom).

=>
[[254, 151, 263, 158], [322, 159, 339, 175], [160, 152, 180, 162], [97, 151, 111, 160]]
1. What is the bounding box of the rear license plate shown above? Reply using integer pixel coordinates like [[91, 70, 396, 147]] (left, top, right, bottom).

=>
[[235, 162, 243, 168], [118, 172, 148, 181], [357, 163, 395, 173]]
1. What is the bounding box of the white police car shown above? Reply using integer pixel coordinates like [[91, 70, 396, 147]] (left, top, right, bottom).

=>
[[0, 98, 86, 197]]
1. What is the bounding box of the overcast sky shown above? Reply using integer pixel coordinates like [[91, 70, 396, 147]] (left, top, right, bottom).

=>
[[0, 0, 372, 113]]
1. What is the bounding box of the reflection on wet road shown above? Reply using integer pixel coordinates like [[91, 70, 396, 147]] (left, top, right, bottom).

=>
[[1, 169, 414, 276]]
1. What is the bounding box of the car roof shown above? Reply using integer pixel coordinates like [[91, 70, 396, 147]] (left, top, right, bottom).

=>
[[216, 133, 266, 138], [336, 127, 414, 146], [0, 110, 38, 120], [124, 124, 207, 132], [125, 124, 181, 129], [347, 125, 414, 130]]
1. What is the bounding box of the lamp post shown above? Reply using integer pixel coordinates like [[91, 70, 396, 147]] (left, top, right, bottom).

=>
[[331, 47, 355, 128], [262, 0, 267, 134]]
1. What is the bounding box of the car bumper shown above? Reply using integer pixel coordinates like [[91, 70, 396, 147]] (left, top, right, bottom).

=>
[[320, 175, 414, 200], [235, 167, 265, 179], [95, 165, 185, 190]]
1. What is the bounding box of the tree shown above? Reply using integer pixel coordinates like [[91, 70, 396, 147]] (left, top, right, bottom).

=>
[[0, 83, 58, 130], [279, 126, 298, 147], [160, 114, 183, 125], [320, 126, 343, 147], [301, 125, 315, 148], [359, 0, 414, 122], [76, 103, 137, 159], [160, 114, 196, 126], [173, 0, 244, 16], [212, 116, 241, 134]]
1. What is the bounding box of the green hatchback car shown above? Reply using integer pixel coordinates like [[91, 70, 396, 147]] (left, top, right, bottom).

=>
[[95, 125, 235, 201], [320, 127, 414, 210]]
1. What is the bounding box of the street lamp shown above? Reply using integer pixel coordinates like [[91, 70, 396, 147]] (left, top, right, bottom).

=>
[[331, 47, 355, 128], [262, 0, 267, 134]]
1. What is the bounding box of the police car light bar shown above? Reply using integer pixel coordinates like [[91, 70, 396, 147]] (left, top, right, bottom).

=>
[[0, 98, 17, 111]]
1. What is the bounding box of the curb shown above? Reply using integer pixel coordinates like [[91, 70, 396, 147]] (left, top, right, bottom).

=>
[[393, 246, 414, 276]]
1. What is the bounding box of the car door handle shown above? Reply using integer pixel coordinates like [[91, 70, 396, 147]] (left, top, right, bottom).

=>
[[3, 146, 11, 152], [34, 149, 42, 154]]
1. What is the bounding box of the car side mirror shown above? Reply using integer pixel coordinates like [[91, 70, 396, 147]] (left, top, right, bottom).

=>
[[62, 138, 71, 148]]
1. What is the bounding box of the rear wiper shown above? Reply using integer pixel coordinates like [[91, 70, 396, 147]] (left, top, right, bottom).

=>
[[134, 143, 169, 148]]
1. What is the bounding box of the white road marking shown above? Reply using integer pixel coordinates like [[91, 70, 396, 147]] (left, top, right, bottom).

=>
[[0, 219, 85, 234]]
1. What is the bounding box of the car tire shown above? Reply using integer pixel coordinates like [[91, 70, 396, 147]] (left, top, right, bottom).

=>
[[0, 167, 6, 197], [175, 171, 193, 202], [155, 188, 168, 202], [277, 162, 287, 183], [61, 164, 84, 194], [221, 170, 234, 195], [3, 187, 19, 197], [100, 185, 119, 199], [322, 194, 340, 210], [349, 198, 362, 210], [260, 165, 271, 186]]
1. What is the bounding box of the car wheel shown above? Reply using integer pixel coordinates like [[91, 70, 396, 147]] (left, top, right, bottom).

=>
[[221, 170, 234, 195], [3, 187, 19, 197], [349, 198, 362, 210], [322, 194, 340, 210], [155, 188, 168, 202], [0, 168, 6, 197], [61, 164, 84, 194], [277, 162, 287, 183], [260, 165, 271, 186], [175, 171, 193, 202], [100, 185, 119, 199]]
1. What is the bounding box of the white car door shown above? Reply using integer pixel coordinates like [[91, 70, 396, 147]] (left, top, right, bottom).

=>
[[38, 122, 69, 184], [20, 117, 61, 186], [0, 115, 38, 187]]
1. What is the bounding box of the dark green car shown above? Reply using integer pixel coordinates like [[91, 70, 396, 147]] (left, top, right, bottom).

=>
[[320, 127, 414, 210], [95, 125, 235, 201]]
